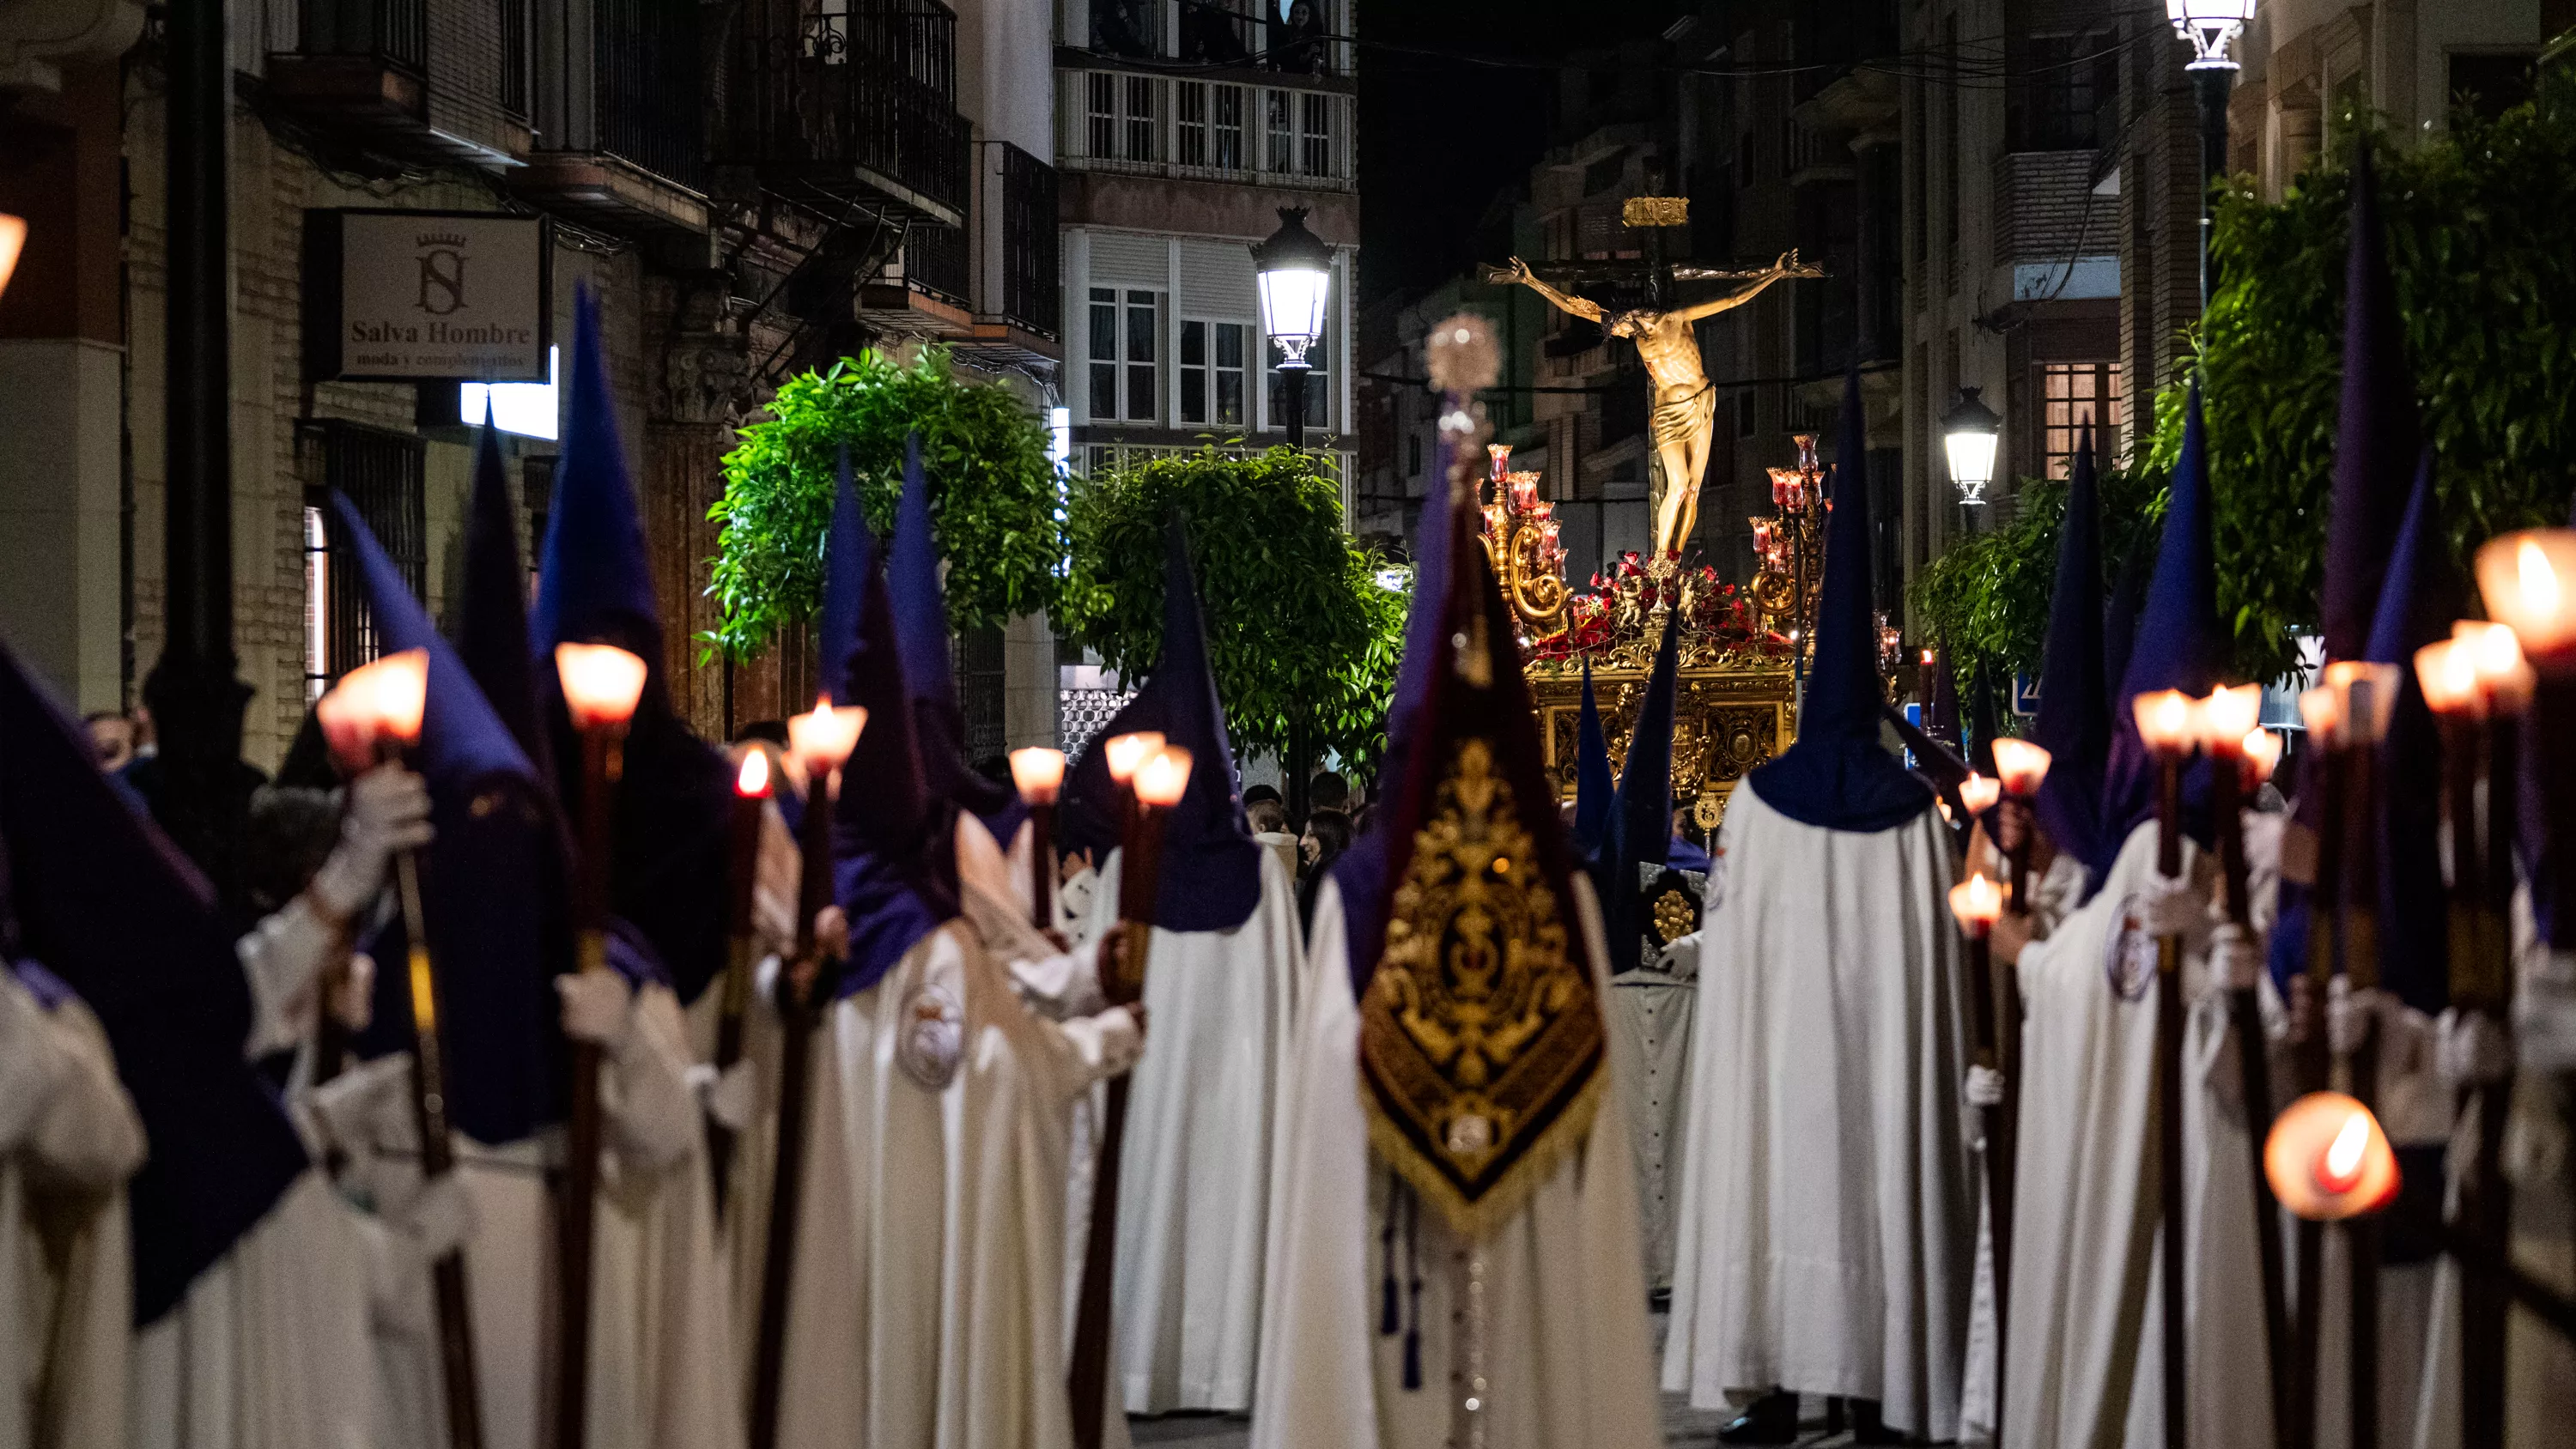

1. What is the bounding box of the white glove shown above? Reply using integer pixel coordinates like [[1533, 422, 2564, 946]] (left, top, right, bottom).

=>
[[397, 1173, 477, 1260], [309, 766, 434, 923], [2327, 976, 2390, 1058], [1656, 931, 1703, 979], [556, 970, 635, 1047], [687, 1059, 760, 1131], [333, 952, 377, 1034], [2136, 870, 2204, 939], [2436, 1009, 2514, 1088], [1965, 1064, 2007, 1108], [2209, 922, 2263, 993]]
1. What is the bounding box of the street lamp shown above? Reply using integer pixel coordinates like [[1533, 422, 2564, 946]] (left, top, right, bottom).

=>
[[2168, 0, 2260, 310], [1252, 206, 1333, 449], [1941, 386, 2003, 508]]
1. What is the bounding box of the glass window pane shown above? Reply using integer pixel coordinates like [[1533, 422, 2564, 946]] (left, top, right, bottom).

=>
[[1217, 369, 1244, 427], [1180, 319, 1206, 365], [1215, 321, 1244, 369], [1091, 361, 1118, 417], [1127, 364, 1157, 420]]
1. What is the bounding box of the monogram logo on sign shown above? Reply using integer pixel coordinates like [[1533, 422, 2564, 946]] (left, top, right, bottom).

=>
[[416, 232, 469, 317]]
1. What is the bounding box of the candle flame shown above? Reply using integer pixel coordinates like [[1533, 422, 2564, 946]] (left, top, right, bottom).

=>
[[2198, 682, 2263, 747], [2269, 1090, 2399, 1221], [1947, 873, 2005, 935], [2240, 728, 2283, 784], [1009, 746, 1068, 804], [1958, 773, 2002, 815], [554, 642, 648, 729], [2323, 1110, 2370, 1188], [2132, 688, 2199, 754], [316, 647, 430, 771], [736, 748, 771, 798], [1103, 731, 1166, 785], [1133, 744, 1195, 807], [787, 696, 868, 773], [1990, 737, 2053, 796], [2520, 537, 2562, 621]]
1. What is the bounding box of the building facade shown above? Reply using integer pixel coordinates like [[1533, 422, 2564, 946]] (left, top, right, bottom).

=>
[[0, 0, 1067, 769], [1054, 0, 1359, 491]]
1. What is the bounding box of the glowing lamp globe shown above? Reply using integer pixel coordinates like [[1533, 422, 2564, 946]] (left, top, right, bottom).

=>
[[1947, 873, 2006, 938], [2476, 530, 2576, 668], [1990, 737, 2052, 797], [1010, 747, 1069, 805], [1133, 745, 1196, 808], [316, 647, 430, 772], [1251, 207, 1333, 368], [1103, 731, 1167, 785], [2264, 1091, 2400, 1222], [1958, 773, 2003, 816], [2132, 689, 2200, 755], [735, 748, 773, 799], [553, 643, 648, 730], [2168, 0, 2258, 68], [787, 697, 868, 775], [1941, 387, 2003, 506]]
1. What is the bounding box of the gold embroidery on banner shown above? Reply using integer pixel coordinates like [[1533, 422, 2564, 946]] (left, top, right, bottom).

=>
[[1360, 738, 1605, 1239]]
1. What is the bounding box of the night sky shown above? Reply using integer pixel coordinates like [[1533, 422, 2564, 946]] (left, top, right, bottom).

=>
[[1356, 0, 1682, 305]]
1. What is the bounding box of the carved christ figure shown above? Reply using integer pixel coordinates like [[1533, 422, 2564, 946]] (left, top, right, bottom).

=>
[[1504, 250, 1820, 559]]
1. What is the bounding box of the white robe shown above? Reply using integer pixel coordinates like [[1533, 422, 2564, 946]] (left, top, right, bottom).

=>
[[1249, 877, 1662, 1449], [1997, 819, 2275, 1449], [2, 984, 142, 1449], [1085, 848, 1303, 1415], [307, 979, 739, 1449], [1662, 785, 1976, 1440], [725, 817, 1143, 1449], [1608, 930, 1698, 1292]]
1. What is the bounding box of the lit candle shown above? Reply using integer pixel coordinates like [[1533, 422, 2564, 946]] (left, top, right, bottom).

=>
[[2264, 1090, 2401, 1222], [710, 745, 775, 1214], [2414, 638, 2482, 718], [2131, 689, 2200, 756], [1958, 773, 2002, 816], [2476, 530, 2576, 667], [1011, 747, 1069, 931], [2454, 620, 2535, 715], [1947, 872, 2006, 938], [2298, 685, 2345, 750], [787, 698, 868, 777], [1010, 747, 1067, 804], [1133, 745, 1195, 809], [1103, 731, 1166, 785], [316, 647, 430, 771], [1990, 737, 2053, 797], [554, 642, 648, 731], [1509, 472, 1540, 513], [2240, 728, 2283, 784], [2323, 660, 2401, 747], [0, 213, 24, 301], [2197, 683, 2263, 755]]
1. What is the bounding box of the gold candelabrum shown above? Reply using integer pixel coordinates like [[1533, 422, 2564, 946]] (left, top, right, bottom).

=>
[[1479, 444, 1571, 640], [1750, 430, 1830, 654]]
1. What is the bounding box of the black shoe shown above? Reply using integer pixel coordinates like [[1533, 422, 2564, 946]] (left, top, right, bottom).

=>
[[1850, 1397, 1905, 1445], [1716, 1391, 1799, 1444]]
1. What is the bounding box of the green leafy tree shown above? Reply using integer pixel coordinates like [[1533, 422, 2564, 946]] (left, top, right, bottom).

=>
[[1919, 67, 2576, 685], [705, 349, 1062, 662], [1057, 446, 1406, 776], [1911, 461, 2163, 691]]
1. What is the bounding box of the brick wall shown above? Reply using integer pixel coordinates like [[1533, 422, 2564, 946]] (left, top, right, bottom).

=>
[[1990, 149, 2101, 264]]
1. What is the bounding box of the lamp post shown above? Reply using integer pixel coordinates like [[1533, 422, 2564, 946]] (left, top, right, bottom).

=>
[[1941, 386, 2003, 512], [2168, 1, 2261, 309], [549, 640, 649, 1449], [1253, 206, 1333, 452]]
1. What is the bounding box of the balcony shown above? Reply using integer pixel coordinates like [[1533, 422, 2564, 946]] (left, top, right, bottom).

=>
[[858, 221, 974, 336], [956, 142, 1061, 365], [515, 0, 708, 233], [718, 0, 973, 225], [264, 0, 533, 170], [1057, 68, 1354, 191]]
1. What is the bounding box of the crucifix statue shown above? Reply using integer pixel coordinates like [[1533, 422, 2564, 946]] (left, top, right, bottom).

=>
[[1488, 197, 1820, 563]]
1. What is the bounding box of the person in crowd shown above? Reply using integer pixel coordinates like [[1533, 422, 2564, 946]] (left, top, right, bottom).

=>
[[1056, 518, 1304, 1420], [1294, 807, 1350, 932], [84, 710, 136, 770], [1246, 786, 1300, 887], [1255, 349, 1660, 1446], [1662, 374, 1973, 1446], [1308, 769, 1350, 820]]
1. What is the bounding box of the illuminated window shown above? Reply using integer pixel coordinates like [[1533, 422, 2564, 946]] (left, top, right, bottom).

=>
[[459, 345, 560, 440], [2042, 361, 2121, 479]]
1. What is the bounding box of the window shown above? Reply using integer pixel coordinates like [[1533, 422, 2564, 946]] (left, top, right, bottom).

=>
[[1406, 432, 1422, 478], [1267, 326, 1329, 432], [806, 0, 849, 62], [1214, 84, 1246, 169], [1086, 72, 1115, 158], [1266, 89, 1294, 173], [2023, 30, 2120, 149], [1089, 287, 1163, 422], [1298, 91, 1333, 176], [2041, 361, 2123, 478], [299, 420, 426, 691], [1177, 82, 1208, 167], [1179, 320, 1251, 427], [1124, 74, 1157, 161]]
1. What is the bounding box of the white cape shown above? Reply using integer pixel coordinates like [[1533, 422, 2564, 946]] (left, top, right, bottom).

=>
[[726, 816, 1142, 1449], [1662, 785, 1975, 1440], [1607, 940, 1697, 1292], [1998, 819, 2275, 1449], [1249, 876, 1662, 1449], [2, 988, 141, 1449], [1086, 848, 1303, 1414]]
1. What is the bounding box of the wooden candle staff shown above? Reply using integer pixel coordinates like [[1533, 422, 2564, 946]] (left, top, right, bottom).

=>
[[711, 747, 774, 1218], [2198, 682, 2292, 1439], [319, 648, 485, 1449], [1011, 747, 1068, 932], [1947, 870, 2015, 1447], [748, 699, 867, 1449], [2131, 687, 2197, 1449], [2324, 659, 2399, 1449], [1067, 736, 1190, 1449], [549, 641, 648, 1449]]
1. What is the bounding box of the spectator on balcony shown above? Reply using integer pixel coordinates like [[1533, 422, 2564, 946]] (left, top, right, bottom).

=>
[[1091, 0, 1156, 58], [1267, 0, 1327, 74], [1180, 0, 1251, 64]]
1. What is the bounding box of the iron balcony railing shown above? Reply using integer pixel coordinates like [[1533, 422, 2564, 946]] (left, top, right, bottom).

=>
[[1057, 67, 1353, 191], [531, 0, 706, 191], [722, 0, 972, 217], [296, 0, 428, 71], [903, 221, 971, 307], [993, 142, 1060, 336]]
